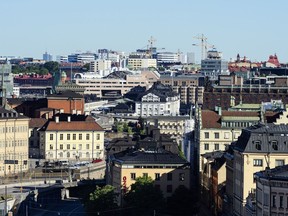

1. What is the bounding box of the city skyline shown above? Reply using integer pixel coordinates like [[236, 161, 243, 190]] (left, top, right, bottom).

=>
[[1, 0, 288, 62]]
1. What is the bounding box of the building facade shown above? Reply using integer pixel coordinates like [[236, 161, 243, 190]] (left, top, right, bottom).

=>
[[127, 58, 157, 70], [228, 123, 288, 216], [107, 150, 190, 200], [0, 107, 29, 176], [135, 82, 180, 117], [39, 114, 104, 162]]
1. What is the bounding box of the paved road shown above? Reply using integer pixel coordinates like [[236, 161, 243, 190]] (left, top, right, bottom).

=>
[[17, 187, 86, 216]]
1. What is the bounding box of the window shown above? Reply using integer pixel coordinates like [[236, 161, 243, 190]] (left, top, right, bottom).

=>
[[167, 173, 172, 181], [271, 141, 278, 150], [97, 134, 100, 140], [79, 134, 82, 140], [214, 132, 220, 139], [86, 134, 90, 140], [280, 195, 283, 208], [253, 159, 263, 167], [60, 144, 63, 150], [73, 134, 76, 140], [50, 144, 53, 150], [67, 152, 70, 158], [155, 173, 160, 181], [67, 134, 70, 140], [79, 144, 82, 150], [214, 144, 219, 150], [50, 134, 53, 140], [167, 185, 172, 193], [60, 134, 63, 140], [131, 173, 136, 180], [255, 141, 261, 150], [67, 144, 70, 150], [86, 144, 89, 149], [204, 143, 209, 150], [179, 173, 185, 181], [143, 173, 148, 178], [224, 132, 230, 139], [73, 144, 76, 149], [276, 159, 285, 167], [204, 132, 209, 139], [272, 195, 276, 207]]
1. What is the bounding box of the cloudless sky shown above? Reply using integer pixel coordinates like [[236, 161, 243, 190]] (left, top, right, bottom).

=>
[[1, 0, 288, 63]]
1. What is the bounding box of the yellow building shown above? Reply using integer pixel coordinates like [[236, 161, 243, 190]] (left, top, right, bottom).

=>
[[107, 150, 190, 200], [39, 114, 104, 162], [0, 107, 29, 176], [226, 123, 288, 216], [127, 58, 157, 70]]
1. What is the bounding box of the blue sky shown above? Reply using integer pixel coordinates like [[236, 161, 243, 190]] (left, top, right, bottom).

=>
[[1, 0, 288, 63]]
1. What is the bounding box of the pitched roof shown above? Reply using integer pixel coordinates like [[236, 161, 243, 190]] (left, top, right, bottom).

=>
[[201, 110, 221, 128], [29, 118, 48, 128], [113, 150, 188, 165], [40, 120, 103, 131]]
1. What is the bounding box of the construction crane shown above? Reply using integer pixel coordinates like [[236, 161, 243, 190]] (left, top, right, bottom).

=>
[[148, 36, 156, 58], [192, 34, 214, 60]]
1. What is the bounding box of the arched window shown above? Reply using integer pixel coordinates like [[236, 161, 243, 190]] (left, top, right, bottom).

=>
[[255, 141, 261, 150], [272, 141, 278, 150]]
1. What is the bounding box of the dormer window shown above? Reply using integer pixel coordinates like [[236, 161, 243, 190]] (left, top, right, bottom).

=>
[[271, 141, 278, 150], [255, 141, 261, 150]]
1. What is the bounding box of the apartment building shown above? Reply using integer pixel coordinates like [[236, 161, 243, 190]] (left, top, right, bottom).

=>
[[107, 150, 190, 200], [74, 70, 160, 98], [39, 114, 104, 162], [127, 58, 157, 70], [135, 82, 180, 117], [159, 73, 205, 104], [226, 123, 288, 216], [90, 60, 111, 72], [0, 107, 29, 176], [253, 165, 288, 216], [193, 107, 260, 173]]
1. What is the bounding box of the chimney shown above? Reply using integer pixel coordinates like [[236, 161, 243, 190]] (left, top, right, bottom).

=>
[[55, 116, 59, 123], [67, 116, 71, 122]]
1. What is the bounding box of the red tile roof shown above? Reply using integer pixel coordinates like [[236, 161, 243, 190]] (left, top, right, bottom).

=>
[[29, 118, 48, 128], [41, 121, 103, 131], [201, 110, 221, 128]]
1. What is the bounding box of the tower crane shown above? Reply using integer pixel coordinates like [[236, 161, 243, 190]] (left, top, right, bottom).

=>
[[147, 36, 157, 58], [192, 34, 214, 60]]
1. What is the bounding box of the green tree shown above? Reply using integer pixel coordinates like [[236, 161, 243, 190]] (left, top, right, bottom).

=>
[[167, 185, 199, 215], [123, 122, 128, 132], [127, 127, 133, 135], [178, 144, 186, 159], [86, 185, 118, 215], [39, 68, 49, 75], [116, 123, 123, 133], [124, 176, 164, 214], [83, 63, 90, 71], [43, 61, 59, 73]]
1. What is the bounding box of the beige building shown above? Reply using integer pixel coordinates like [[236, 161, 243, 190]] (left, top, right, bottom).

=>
[[127, 58, 157, 70], [90, 60, 112, 72], [75, 70, 160, 98], [226, 123, 288, 216], [107, 150, 190, 200], [0, 107, 29, 176], [159, 73, 205, 104], [39, 114, 104, 162], [194, 107, 260, 172], [254, 165, 288, 216]]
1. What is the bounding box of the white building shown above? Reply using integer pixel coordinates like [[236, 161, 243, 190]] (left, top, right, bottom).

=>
[[157, 52, 179, 64], [39, 114, 105, 161], [127, 58, 157, 70], [135, 82, 180, 117]]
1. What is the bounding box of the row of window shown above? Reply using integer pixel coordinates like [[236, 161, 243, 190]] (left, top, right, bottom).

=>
[[130, 172, 185, 181], [50, 133, 101, 141], [49, 143, 100, 150], [204, 131, 239, 140], [46, 151, 94, 158], [0, 140, 27, 148], [253, 159, 285, 167], [204, 143, 221, 151], [254, 140, 281, 151], [0, 126, 28, 133]]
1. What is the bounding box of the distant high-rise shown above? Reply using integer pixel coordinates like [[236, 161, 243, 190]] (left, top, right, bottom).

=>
[[187, 52, 195, 64], [43, 52, 53, 61]]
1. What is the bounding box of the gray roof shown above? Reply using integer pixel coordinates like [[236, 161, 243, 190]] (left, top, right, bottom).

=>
[[47, 90, 83, 99], [0, 107, 28, 119], [234, 123, 288, 153], [255, 165, 288, 181], [113, 150, 188, 165]]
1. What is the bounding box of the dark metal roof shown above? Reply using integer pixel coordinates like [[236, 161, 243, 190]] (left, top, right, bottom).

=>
[[234, 123, 288, 153], [47, 90, 83, 99], [113, 150, 188, 165]]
